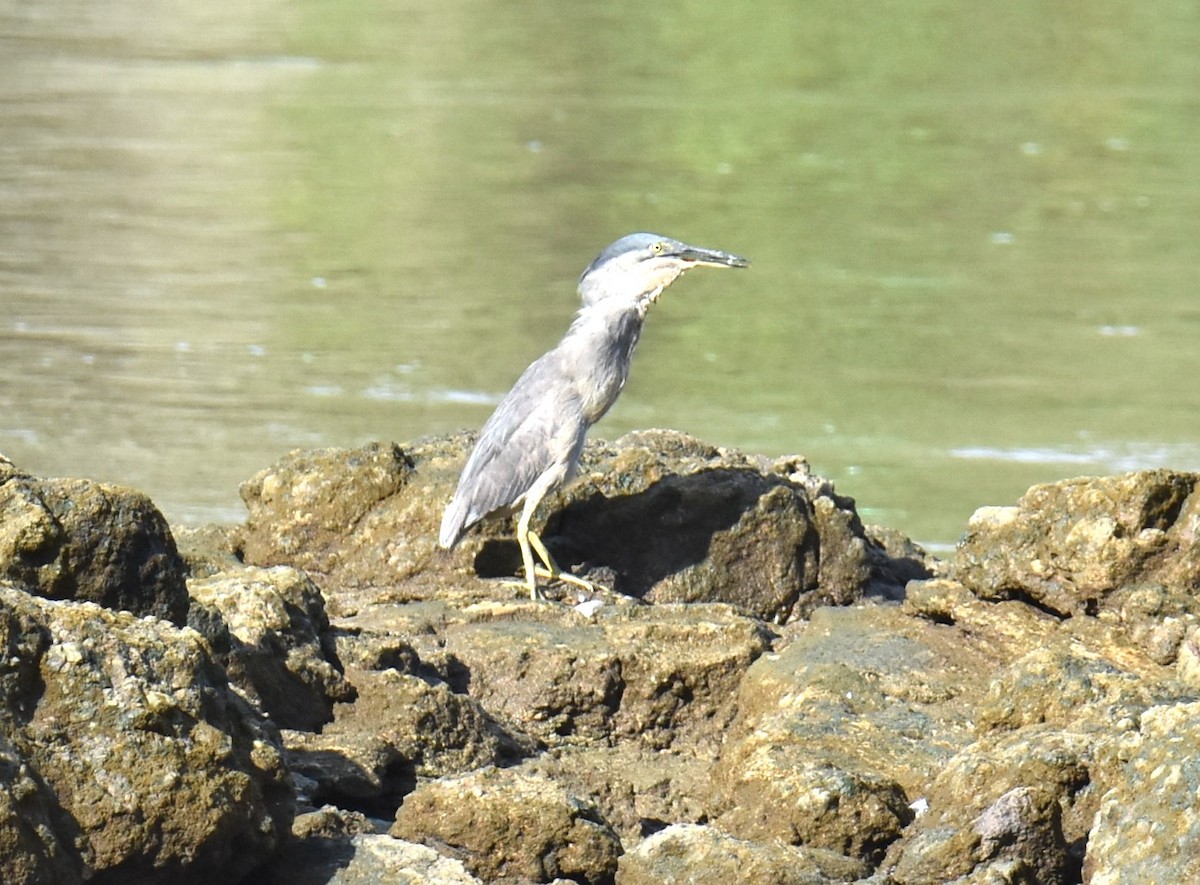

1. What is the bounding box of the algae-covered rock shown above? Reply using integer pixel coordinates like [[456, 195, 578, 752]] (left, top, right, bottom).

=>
[[1084, 702, 1200, 884], [285, 666, 536, 810], [237, 431, 907, 621], [617, 823, 868, 884]]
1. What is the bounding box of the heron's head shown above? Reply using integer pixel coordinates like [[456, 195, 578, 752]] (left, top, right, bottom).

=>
[[578, 232, 749, 309]]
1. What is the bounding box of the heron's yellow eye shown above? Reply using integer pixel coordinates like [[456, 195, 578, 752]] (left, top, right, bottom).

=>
[[650, 242, 666, 255]]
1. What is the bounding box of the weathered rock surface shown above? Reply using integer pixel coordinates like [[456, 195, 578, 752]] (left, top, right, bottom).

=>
[[0, 460, 188, 623], [1084, 702, 1200, 885], [954, 470, 1200, 617], [617, 823, 869, 884], [390, 767, 621, 884], [187, 565, 355, 730], [262, 806, 482, 885], [2, 448, 1198, 884], [284, 665, 537, 810], [0, 582, 292, 884]]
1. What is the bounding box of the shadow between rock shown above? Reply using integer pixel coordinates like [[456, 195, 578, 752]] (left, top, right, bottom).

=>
[[540, 468, 787, 599]]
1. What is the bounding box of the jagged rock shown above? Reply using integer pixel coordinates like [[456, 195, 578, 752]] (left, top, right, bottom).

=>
[[0, 583, 292, 883], [0, 732, 82, 885], [284, 667, 536, 810], [975, 644, 1161, 733], [187, 565, 355, 730], [617, 823, 868, 884], [716, 751, 911, 865], [390, 767, 621, 884], [238, 431, 907, 621], [0, 462, 188, 623], [513, 744, 717, 845], [953, 470, 1200, 617], [1084, 702, 1200, 884]]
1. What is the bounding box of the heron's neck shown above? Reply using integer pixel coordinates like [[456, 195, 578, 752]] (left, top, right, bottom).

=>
[[559, 300, 649, 422]]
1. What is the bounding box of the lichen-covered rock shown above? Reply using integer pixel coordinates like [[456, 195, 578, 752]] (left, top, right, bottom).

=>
[[716, 750, 911, 865], [390, 767, 621, 884], [953, 470, 1200, 617], [538, 431, 880, 620], [514, 744, 717, 845], [284, 667, 536, 809], [1084, 702, 1200, 884], [617, 823, 868, 884], [975, 645, 1159, 733], [0, 463, 188, 623], [187, 565, 355, 730], [0, 583, 292, 883], [173, 523, 243, 578]]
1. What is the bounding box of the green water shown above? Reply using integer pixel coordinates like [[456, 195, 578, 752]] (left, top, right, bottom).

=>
[[2, 0, 1198, 548]]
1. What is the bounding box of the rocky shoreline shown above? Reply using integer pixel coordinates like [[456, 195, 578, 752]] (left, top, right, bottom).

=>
[[1, 431, 1197, 883]]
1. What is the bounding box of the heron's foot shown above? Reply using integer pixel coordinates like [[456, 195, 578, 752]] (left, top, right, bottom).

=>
[[498, 577, 550, 602], [530, 564, 611, 595], [526, 529, 612, 596]]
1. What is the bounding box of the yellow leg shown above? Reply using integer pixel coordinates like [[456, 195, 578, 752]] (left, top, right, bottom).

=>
[[516, 509, 544, 601], [512, 487, 609, 600], [528, 530, 606, 593]]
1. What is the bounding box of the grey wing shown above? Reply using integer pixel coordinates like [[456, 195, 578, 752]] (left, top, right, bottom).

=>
[[439, 355, 582, 547]]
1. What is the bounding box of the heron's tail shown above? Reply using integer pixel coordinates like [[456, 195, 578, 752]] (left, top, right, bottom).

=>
[[438, 496, 467, 549]]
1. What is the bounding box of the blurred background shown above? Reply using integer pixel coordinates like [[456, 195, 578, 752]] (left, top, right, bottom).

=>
[[2, 0, 1198, 551]]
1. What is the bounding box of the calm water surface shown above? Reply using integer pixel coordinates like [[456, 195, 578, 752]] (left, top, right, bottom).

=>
[[2, 1, 1198, 548]]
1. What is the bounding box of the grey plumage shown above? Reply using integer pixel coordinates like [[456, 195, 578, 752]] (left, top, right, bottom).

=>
[[439, 232, 749, 598]]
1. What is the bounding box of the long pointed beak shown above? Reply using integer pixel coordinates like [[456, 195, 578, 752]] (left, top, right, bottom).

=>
[[673, 244, 751, 269]]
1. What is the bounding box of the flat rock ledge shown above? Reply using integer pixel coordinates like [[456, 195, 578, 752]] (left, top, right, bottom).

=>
[[1, 435, 1198, 883]]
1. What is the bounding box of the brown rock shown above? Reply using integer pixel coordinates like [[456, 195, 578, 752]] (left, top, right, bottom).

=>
[[0, 463, 188, 623], [390, 767, 621, 884], [238, 441, 417, 581], [285, 667, 536, 809], [887, 727, 1092, 884], [617, 823, 868, 884], [0, 583, 292, 883], [0, 733, 82, 885], [187, 565, 355, 730], [262, 808, 482, 885], [434, 603, 771, 749], [237, 431, 902, 621], [953, 471, 1200, 617]]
